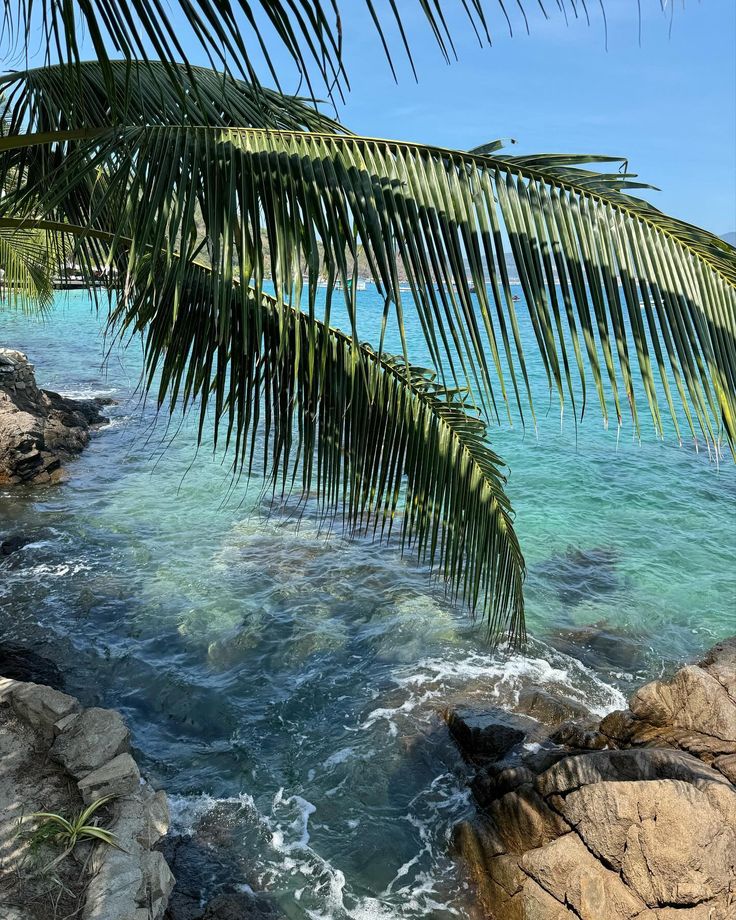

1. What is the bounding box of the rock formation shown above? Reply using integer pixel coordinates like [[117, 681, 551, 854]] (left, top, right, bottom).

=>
[[449, 638, 736, 919], [0, 348, 111, 485], [0, 676, 174, 920]]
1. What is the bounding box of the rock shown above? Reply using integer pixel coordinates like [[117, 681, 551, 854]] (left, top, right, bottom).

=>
[[519, 879, 576, 918], [0, 348, 111, 486], [516, 687, 590, 725], [522, 832, 646, 919], [445, 707, 533, 764], [535, 748, 730, 797], [140, 850, 176, 919], [50, 706, 131, 776], [546, 624, 649, 673], [85, 846, 144, 920], [449, 636, 736, 920], [78, 752, 141, 804], [713, 753, 736, 783], [0, 534, 33, 555], [532, 545, 621, 607], [471, 764, 536, 807], [200, 892, 282, 919], [549, 719, 607, 750], [10, 680, 80, 740], [0, 642, 65, 688], [487, 786, 569, 854]]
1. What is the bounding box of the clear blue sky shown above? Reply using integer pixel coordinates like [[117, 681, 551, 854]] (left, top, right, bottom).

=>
[[197, 0, 735, 237]]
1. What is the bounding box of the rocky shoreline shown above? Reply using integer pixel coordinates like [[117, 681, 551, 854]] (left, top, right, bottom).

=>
[[0, 348, 111, 486], [447, 637, 736, 919]]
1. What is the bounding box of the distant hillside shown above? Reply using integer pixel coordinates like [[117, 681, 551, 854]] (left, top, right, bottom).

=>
[[721, 232, 736, 247]]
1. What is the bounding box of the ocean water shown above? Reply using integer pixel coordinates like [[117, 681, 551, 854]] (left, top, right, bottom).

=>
[[1, 288, 734, 918]]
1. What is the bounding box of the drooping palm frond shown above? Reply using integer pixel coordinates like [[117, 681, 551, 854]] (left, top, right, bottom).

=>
[[9, 102, 733, 454], [113, 257, 525, 641], [1, 206, 526, 640], [0, 0, 626, 101]]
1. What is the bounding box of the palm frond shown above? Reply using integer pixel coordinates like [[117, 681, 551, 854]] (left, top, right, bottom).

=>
[[0, 61, 346, 133], [11, 115, 733, 452], [115, 255, 525, 640]]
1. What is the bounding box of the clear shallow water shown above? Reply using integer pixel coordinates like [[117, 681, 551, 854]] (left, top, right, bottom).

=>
[[1, 289, 734, 918]]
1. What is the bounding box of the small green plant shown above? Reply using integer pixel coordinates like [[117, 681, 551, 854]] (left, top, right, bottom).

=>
[[26, 795, 122, 867]]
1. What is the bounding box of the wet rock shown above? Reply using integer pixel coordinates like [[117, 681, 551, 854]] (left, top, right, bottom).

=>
[[0, 534, 33, 555], [0, 642, 65, 688], [160, 832, 261, 920], [78, 752, 141, 804], [445, 707, 535, 764], [516, 687, 590, 726], [547, 624, 649, 673], [50, 706, 131, 776], [549, 719, 607, 750], [200, 892, 281, 919], [0, 348, 111, 486]]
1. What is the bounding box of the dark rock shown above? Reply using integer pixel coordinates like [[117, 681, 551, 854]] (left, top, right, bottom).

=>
[[516, 687, 590, 726], [445, 706, 536, 764], [546, 624, 649, 673], [0, 643, 65, 688], [201, 893, 281, 919], [471, 764, 536, 807], [549, 719, 607, 750], [0, 534, 33, 555], [160, 833, 278, 920]]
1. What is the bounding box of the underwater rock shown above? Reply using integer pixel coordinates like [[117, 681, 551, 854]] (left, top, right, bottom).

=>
[[449, 637, 736, 919], [532, 544, 621, 607], [0, 348, 111, 486], [546, 623, 650, 673]]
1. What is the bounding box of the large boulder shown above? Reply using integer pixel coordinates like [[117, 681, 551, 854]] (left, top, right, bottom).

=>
[[0, 348, 110, 485], [450, 637, 736, 919]]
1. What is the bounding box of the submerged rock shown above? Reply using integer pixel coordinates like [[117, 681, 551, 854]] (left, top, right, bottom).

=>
[[449, 637, 736, 919], [532, 545, 621, 607], [0, 348, 111, 486]]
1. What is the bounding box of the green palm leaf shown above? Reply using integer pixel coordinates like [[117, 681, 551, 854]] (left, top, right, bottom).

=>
[[9, 104, 733, 452]]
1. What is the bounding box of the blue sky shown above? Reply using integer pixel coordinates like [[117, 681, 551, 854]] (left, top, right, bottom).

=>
[[225, 0, 735, 236]]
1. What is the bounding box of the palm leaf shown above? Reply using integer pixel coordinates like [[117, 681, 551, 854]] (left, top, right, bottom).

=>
[[9, 205, 526, 640], [10, 109, 733, 453]]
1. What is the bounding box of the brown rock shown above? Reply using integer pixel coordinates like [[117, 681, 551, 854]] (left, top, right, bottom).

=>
[[519, 878, 575, 919], [487, 786, 569, 854], [562, 779, 736, 907], [515, 688, 590, 726], [0, 348, 110, 486], [522, 832, 646, 919]]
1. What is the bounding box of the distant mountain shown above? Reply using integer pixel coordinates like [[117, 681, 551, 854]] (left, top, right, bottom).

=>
[[721, 232, 736, 248]]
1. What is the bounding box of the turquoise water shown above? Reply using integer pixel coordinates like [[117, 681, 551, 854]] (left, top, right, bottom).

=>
[[1, 289, 734, 918]]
